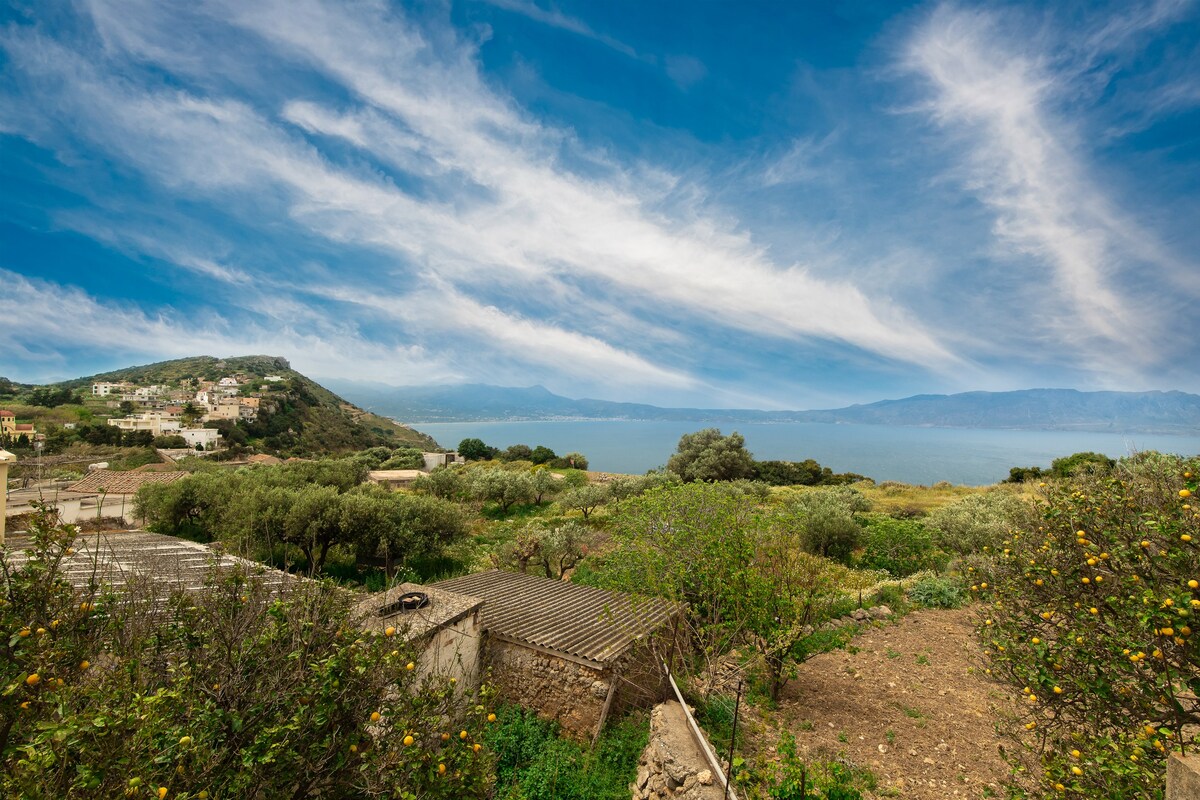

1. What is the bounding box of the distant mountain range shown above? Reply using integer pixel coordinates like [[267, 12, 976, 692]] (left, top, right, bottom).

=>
[[322, 382, 1200, 435]]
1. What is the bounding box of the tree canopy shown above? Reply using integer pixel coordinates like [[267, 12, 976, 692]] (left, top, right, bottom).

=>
[[665, 428, 756, 482]]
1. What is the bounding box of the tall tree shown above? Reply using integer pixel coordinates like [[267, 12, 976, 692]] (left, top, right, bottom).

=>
[[666, 428, 755, 482]]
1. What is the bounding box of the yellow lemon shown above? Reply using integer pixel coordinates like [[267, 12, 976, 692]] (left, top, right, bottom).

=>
[[385, 626, 396, 637], [403, 734, 414, 746], [25, 673, 40, 686], [370, 711, 381, 723]]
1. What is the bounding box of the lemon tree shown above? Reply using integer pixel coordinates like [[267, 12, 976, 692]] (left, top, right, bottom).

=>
[[976, 453, 1199, 798], [2, 506, 495, 799]]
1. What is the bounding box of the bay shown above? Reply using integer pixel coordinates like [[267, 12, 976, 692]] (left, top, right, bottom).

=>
[[411, 420, 1200, 486]]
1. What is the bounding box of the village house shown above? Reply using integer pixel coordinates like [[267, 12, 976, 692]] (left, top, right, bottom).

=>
[[178, 428, 221, 450], [107, 411, 182, 437], [0, 410, 15, 436], [92, 381, 133, 397]]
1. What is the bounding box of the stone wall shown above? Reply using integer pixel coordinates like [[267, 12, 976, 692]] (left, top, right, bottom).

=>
[[632, 702, 724, 800], [1167, 752, 1200, 800], [486, 639, 611, 739]]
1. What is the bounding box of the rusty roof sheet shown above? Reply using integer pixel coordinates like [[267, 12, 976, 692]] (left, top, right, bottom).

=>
[[68, 470, 186, 494], [432, 570, 680, 666]]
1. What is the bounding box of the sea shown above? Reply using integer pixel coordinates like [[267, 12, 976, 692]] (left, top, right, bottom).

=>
[[411, 420, 1200, 486]]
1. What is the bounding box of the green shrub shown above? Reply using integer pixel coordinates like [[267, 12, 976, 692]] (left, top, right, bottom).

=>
[[907, 576, 964, 608], [856, 515, 945, 577], [483, 706, 647, 800]]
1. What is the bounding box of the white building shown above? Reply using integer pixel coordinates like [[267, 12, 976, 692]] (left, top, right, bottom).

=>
[[178, 428, 221, 450], [218, 377, 240, 388], [107, 412, 182, 437], [92, 382, 132, 397]]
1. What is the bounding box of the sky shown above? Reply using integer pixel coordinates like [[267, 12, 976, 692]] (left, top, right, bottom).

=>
[[1, 0, 1198, 409]]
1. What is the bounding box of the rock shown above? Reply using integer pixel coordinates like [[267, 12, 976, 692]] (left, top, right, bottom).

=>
[[682, 775, 698, 793], [872, 605, 893, 619], [665, 760, 692, 783], [637, 767, 650, 789], [852, 608, 870, 622], [923, 757, 936, 765], [697, 770, 713, 786]]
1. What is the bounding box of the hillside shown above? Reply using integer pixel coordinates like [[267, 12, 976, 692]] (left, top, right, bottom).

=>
[[2, 355, 438, 456], [326, 381, 1200, 434]]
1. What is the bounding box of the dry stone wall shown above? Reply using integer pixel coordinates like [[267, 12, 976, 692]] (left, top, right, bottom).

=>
[[486, 639, 611, 739], [632, 702, 724, 800]]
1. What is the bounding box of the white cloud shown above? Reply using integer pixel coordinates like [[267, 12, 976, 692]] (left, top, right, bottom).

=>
[[0, 270, 455, 385], [903, 3, 1187, 376]]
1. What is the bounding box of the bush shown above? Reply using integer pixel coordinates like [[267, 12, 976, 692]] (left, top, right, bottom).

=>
[[906, 575, 964, 608], [856, 515, 945, 577], [975, 454, 1199, 798], [925, 491, 1033, 558], [484, 706, 647, 800], [0, 506, 495, 799]]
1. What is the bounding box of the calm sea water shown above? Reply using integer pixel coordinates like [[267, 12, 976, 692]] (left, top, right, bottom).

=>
[[412, 420, 1200, 486]]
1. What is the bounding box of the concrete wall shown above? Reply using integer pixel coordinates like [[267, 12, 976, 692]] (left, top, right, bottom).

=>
[[416, 607, 483, 692], [486, 639, 612, 739], [1167, 752, 1200, 800]]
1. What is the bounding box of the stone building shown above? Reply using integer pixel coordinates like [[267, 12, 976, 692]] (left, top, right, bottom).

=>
[[355, 582, 484, 691], [432, 570, 684, 740]]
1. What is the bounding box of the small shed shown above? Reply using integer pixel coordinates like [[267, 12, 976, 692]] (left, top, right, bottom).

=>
[[356, 582, 484, 691], [433, 570, 683, 740]]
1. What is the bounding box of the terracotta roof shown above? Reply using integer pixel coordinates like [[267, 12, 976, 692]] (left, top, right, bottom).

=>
[[432, 570, 681, 666], [247, 453, 282, 465], [0, 410, 14, 417], [67, 470, 186, 494]]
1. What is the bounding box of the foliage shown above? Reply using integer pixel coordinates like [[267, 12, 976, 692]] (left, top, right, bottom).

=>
[[483, 706, 647, 800], [856, 515, 945, 577], [135, 458, 466, 574], [761, 732, 867, 799], [782, 488, 870, 564], [414, 465, 470, 500], [906, 575, 964, 609], [557, 484, 610, 519], [550, 452, 588, 470], [152, 434, 189, 449], [0, 506, 495, 799], [529, 468, 564, 504], [458, 438, 496, 461], [666, 428, 756, 483], [493, 520, 596, 579], [925, 490, 1033, 559], [379, 446, 425, 470], [1049, 450, 1115, 478], [585, 484, 869, 700], [469, 469, 536, 514], [976, 453, 1199, 798]]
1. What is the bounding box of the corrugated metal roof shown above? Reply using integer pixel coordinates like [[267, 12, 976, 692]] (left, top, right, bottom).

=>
[[68, 470, 185, 494], [432, 570, 680, 666]]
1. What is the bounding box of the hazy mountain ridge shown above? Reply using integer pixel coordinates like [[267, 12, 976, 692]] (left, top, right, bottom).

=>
[[325, 381, 1200, 435]]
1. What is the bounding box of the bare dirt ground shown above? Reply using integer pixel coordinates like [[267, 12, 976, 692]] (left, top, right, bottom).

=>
[[775, 607, 1022, 799]]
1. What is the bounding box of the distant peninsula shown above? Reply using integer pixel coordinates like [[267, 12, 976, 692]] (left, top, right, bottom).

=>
[[323, 382, 1200, 435]]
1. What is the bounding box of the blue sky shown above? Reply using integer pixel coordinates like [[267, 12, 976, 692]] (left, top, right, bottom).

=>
[[1, 0, 1198, 409]]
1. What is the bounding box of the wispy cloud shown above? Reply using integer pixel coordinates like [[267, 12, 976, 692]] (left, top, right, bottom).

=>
[[902, 3, 1195, 378], [0, 271, 453, 384], [481, 0, 648, 62], [0, 0, 962, 400]]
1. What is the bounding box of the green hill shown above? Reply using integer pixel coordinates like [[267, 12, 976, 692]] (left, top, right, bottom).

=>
[[2, 355, 438, 457]]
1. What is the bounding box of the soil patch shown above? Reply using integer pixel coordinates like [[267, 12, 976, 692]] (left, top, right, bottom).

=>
[[778, 607, 1020, 799]]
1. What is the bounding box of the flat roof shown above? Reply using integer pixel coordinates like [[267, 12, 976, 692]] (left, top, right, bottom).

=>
[[432, 570, 681, 667], [355, 582, 483, 640]]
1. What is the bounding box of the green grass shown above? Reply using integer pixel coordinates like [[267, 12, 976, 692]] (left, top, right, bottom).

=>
[[484, 706, 647, 800]]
